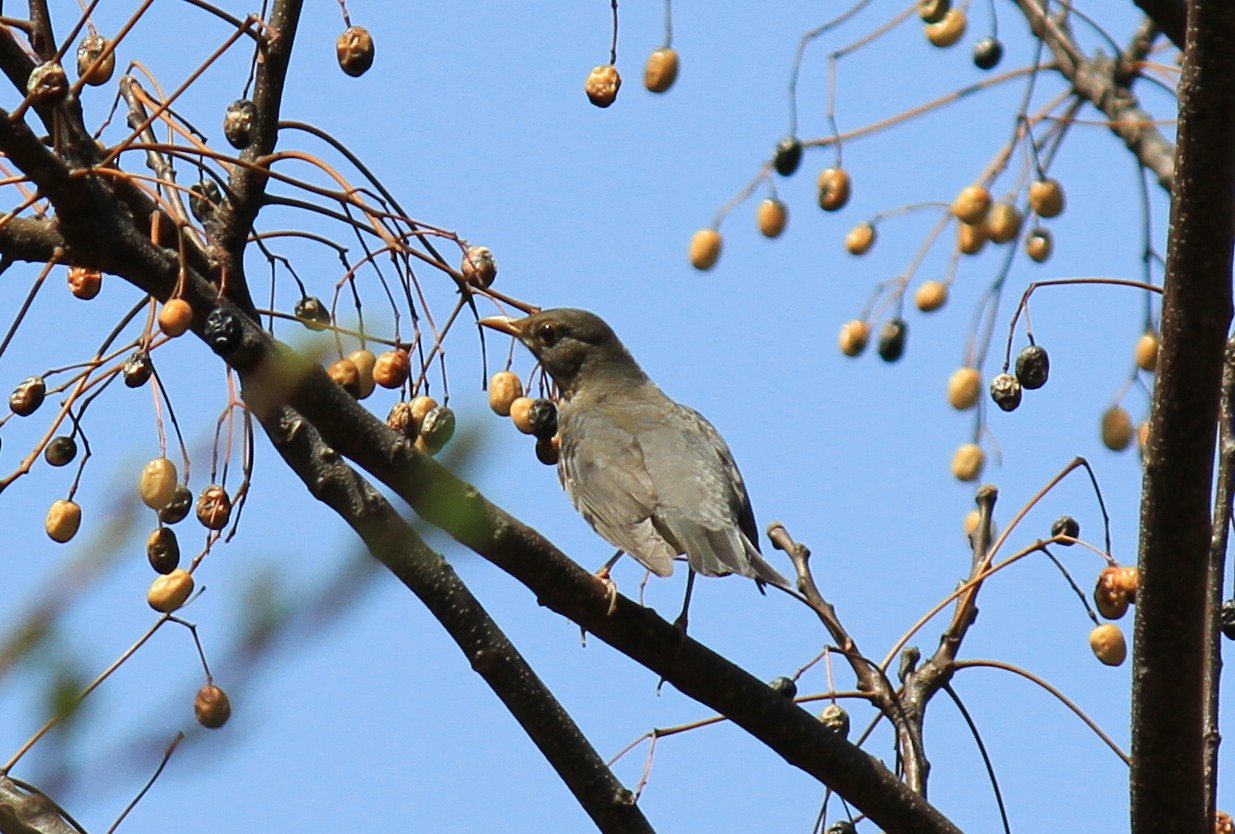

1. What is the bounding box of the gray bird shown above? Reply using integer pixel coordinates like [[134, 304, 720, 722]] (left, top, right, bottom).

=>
[[479, 308, 788, 618]]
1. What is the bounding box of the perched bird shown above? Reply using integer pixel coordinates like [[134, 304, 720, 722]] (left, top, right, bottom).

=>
[[479, 308, 788, 620]]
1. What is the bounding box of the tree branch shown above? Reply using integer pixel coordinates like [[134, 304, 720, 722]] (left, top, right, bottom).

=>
[[1131, 0, 1235, 829], [253, 402, 655, 834]]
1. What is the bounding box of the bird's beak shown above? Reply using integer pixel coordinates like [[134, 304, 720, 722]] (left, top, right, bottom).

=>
[[477, 315, 524, 337]]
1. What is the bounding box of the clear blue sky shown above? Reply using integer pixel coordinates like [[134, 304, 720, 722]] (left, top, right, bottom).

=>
[[0, 2, 1219, 832]]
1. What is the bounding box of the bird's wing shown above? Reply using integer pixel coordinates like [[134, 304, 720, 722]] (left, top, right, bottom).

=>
[[558, 403, 678, 576], [641, 403, 789, 589]]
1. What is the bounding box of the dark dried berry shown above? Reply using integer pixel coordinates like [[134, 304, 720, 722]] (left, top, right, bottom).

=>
[[1051, 515, 1080, 543], [527, 398, 558, 441], [877, 318, 908, 363], [27, 61, 68, 103], [223, 99, 257, 149], [44, 435, 78, 467], [123, 350, 153, 387], [972, 36, 1004, 70], [194, 683, 231, 729], [418, 404, 456, 453], [204, 308, 242, 355], [535, 436, 560, 466], [1015, 344, 1050, 389], [1222, 599, 1235, 641], [158, 484, 193, 525], [294, 296, 331, 331], [10, 376, 46, 416], [919, 0, 950, 24], [990, 372, 1022, 412], [189, 179, 221, 223], [336, 26, 375, 77], [773, 136, 802, 177], [826, 822, 857, 834], [147, 526, 181, 574], [768, 676, 797, 698], [387, 401, 418, 439], [196, 484, 232, 530]]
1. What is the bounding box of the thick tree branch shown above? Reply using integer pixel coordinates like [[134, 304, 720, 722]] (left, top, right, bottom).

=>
[[1015, 0, 1176, 189], [253, 403, 655, 834], [1134, 0, 1187, 50], [1131, 0, 1235, 830]]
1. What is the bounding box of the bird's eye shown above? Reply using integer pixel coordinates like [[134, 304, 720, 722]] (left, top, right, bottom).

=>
[[536, 322, 558, 345]]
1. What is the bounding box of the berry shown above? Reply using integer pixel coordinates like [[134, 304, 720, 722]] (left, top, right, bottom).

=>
[[1029, 178, 1066, 218], [768, 676, 797, 698], [189, 179, 221, 223], [1051, 515, 1080, 543], [918, 0, 951, 23], [196, 484, 232, 530], [10, 376, 46, 416], [336, 26, 375, 77], [819, 703, 850, 737], [147, 527, 181, 574], [877, 318, 908, 363], [1101, 406, 1134, 451], [294, 296, 331, 330], [348, 349, 377, 399], [915, 280, 948, 312], [139, 457, 178, 510], [837, 320, 869, 357], [926, 8, 967, 47], [67, 266, 102, 300], [76, 34, 115, 86], [756, 199, 788, 238], [585, 64, 621, 108], [195, 683, 232, 729], [773, 137, 803, 177], [461, 246, 497, 289], [417, 404, 456, 454], [1025, 227, 1053, 262], [972, 36, 1003, 70], [1014, 344, 1050, 389], [951, 443, 984, 481], [489, 371, 525, 416], [689, 228, 723, 271], [990, 373, 1022, 411], [987, 202, 1023, 243], [45, 499, 82, 543], [223, 99, 257, 149], [1135, 331, 1159, 372], [845, 222, 876, 255], [643, 47, 678, 93], [1089, 623, 1127, 666], [158, 484, 193, 525], [148, 569, 194, 613], [44, 435, 77, 467], [204, 307, 243, 355], [817, 168, 851, 211], [159, 299, 193, 337], [374, 349, 411, 389], [947, 367, 981, 410], [952, 184, 992, 224], [527, 398, 559, 441], [123, 350, 153, 388]]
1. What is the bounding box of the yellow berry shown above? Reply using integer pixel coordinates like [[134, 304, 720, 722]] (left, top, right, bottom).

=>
[[756, 199, 788, 238], [947, 367, 981, 410], [914, 280, 948, 312], [845, 222, 876, 255], [348, 349, 377, 399], [643, 47, 679, 93], [1089, 623, 1127, 666], [510, 396, 536, 434], [817, 168, 851, 212], [951, 443, 984, 482], [489, 371, 525, 416], [952, 184, 992, 225], [373, 349, 411, 389], [1101, 406, 1134, 451], [45, 499, 82, 543], [1029, 178, 1066, 218], [926, 8, 967, 47], [1135, 331, 1159, 372], [957, 221, 987, 255], [585, 64, 621, 108], [689, 228, 723, 271], [837, 320, 869, 357], [986, 202, 1023, 243], [147, 568, 194, 613], [139, 457, 179, 510], [158, 298, 193, 337]]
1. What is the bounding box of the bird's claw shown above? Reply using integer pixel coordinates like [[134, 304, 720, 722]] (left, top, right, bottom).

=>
[[595, 565, 619, 615]]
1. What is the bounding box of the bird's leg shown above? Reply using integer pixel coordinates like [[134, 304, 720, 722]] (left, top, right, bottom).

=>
[[595, 549, 624, 615], [672, 569, 697, 635]]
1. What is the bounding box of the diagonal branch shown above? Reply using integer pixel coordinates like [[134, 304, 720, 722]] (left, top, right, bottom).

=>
[[254, 402, 655, 834]]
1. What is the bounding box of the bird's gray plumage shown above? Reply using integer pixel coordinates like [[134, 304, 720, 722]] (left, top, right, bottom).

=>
[[481, 308, 788, 590]]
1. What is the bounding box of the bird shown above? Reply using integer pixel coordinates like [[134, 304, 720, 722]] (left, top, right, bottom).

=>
[[478, 308, 789, 625]]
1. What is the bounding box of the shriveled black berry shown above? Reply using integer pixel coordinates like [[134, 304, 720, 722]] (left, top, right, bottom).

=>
[[768, 676, 797, 698], [44, 435, 78, 467], [528, 398, 558, 441], [204, 308, 242, 355], [223, 99, 257, 149], [773, 136, 802, 177], [123, 350, 153, 387], [189, 179, 221, 223], [973, 36, 1004, 70], [294, 296, 331, 331], [158, 484, 193, 525], [826, 822, 857, 834], [1221, 599, 1235, 641], [877, 318, 908, 363], [1015, 344, 1050, 389], [147, 526, 181, 574], [419, 404, 456, 452], [990, 372, 1022, 411], [1051, 515, 1080, 543], [919, 0, 950, 24], [10, 376, 46, 416]]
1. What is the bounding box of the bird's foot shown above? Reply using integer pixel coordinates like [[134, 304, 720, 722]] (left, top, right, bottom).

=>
[[594, 564, 620, 615]]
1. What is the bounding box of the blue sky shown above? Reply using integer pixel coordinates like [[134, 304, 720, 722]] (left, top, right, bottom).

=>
[[0, 2, 1217, 832]]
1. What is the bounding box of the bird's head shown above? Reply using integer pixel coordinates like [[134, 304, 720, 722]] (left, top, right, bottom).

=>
[[478, 308, 645, 396]]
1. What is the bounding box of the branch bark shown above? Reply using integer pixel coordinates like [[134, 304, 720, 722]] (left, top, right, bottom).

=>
[[1131, 0, 1235, 830]]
